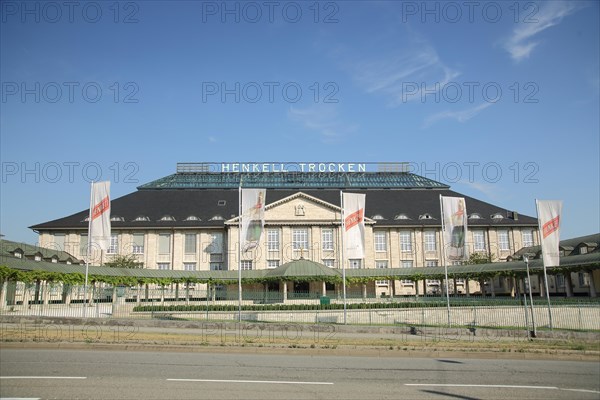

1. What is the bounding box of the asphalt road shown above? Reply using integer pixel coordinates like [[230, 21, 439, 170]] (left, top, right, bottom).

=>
[[1, 348, 599, 400]]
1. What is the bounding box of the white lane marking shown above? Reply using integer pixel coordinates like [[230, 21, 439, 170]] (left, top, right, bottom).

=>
[[560, 388, 600, 394], [1, 398, 42, 400], [167, 378, 333, 385], [0, 377, 86, 380], [405, 384, 558, 390]]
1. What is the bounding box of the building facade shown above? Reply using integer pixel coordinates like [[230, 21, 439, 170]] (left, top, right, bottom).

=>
[[28, 162, 560, 297]]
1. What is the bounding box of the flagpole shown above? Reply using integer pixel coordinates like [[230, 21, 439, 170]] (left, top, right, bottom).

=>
[[535, 200, 553, 329], [439, 195, 451, 326], [340, 191, 347, 325], [83, 181, 94, 318], [238, 184, 242, 323]]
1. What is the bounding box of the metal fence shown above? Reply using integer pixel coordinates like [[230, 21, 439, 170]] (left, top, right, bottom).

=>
[[1, 284, 599, 331]]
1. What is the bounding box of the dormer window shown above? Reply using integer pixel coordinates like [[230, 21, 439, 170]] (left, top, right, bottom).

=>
[[14, 250, 23, 259], [110, 216, 124, 222], [580, 246, 588, 255], [51, 256, 58, 263], [419, 213, 434, 220], [185, 215, 201, 221], [134, 216, 150, 221], [469, 213, 482, 220], [217, 200, 226, 206], [83, 217, 90, 222], [395, 214, 410, 220], [34, 254, 42, 261], [491, 213, 504, 221], [371, 214, 385, 220], [160, 215, 175, 221], [210, 215, 224, 221]]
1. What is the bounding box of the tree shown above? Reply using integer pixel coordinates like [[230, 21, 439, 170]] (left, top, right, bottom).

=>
[[465, 252, 493, 265], [104, 254, 143, 269]]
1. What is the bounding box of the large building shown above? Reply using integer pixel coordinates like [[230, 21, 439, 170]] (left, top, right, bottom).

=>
[[29, 162, 546, 297]]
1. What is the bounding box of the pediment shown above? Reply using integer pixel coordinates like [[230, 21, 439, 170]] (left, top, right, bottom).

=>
[[226, 192, 373, 224]]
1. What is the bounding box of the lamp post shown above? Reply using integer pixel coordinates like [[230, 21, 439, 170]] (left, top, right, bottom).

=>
[[523, 254, 536, 337]]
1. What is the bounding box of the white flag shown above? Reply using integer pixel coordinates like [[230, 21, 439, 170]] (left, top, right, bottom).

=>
[[240, 188, 266, 252], [89, 181, 111, 252], [441, 196, 468, 261], [342, 192, 366, 259], [536, 200, 563, 267]]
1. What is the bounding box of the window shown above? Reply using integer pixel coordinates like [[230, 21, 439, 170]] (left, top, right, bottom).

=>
[[210, 215, 224, 221], [79, 233, 88, 256], [267, 229, 280, 251], [372, 214, 385, 220], [292, 228, 308, 251], [556, 274, 565, 288], [134, 216, 149, 221], [14, 251, 22, 259], [185, 215, 200, 221], [522, 230, 534, 247], [425, 260, 438, 267], [110, 216, 124, 222], [578, 272, 589, 287], [210, 263, 223, 271], [241, 261, 253, 270], [108, 234, 119, 254], [35, 254, 42, 261], [209, 232, 223, 254], [267, 260, 279, 269], [132, 233, 144, 254], [349, 259, 362, 269], [491, 213, 504, 221], [217, 200, 226, 206], [395, 214, 410, 220], [184, 233, 197, 254], [419, 213, 434, 220], [51, 257, 58, 263], [184, 262, 196, 271], [426, 279, 440, 286], [401, 279, 414, 285], [424, 231, 436, 252], [498, 230, 510, 251], [374, 231, 387, 252], [400, 231, 412, 252], [158, 233, 171, 254], [322, 259, 335, 268], [579, 246, 588, 255], [401, 260, 413, 268], [376, 261, 388, 285], [322, 228, 333, 251], [53, 233, 66, 251], [157, 263, 170, 270], [469, 213, 482, 220], [473, 230, 486, 251], [160, 215, 175, 221]]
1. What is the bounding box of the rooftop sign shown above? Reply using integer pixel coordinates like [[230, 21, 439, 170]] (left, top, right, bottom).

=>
[[177, 162, 410, 174]]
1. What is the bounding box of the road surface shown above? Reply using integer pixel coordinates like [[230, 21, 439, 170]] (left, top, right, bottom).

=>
[[1, 348, 599, 399]]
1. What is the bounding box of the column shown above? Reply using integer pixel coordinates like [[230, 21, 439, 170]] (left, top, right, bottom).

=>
[[565, 273, 574, 297]]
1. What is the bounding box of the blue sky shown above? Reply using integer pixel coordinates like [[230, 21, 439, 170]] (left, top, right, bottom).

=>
[[1, 0, 598, 244]]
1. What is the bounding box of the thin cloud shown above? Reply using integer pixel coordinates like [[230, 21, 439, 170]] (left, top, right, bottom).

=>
[[458, 180, 504, 202], [287, 105, 357, 143], [423, 103, 493, 128], [504, 1, 581, 62], [208, 136, 217, 143], [349, 42, 459, 106]]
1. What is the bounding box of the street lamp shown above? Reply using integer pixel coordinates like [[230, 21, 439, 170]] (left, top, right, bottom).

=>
[[523, 254, 536, 338]]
